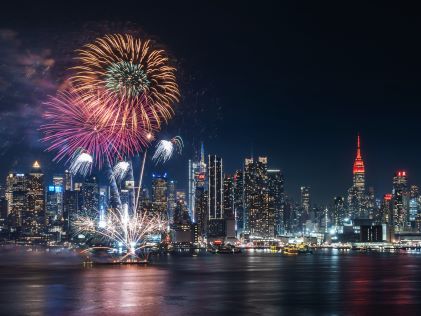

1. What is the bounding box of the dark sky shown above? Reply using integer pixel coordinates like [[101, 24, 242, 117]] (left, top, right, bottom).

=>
[[1, 1, 421, 204]]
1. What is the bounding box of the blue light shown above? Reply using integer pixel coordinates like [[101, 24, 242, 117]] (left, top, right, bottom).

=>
[[48, 186, 55, 192]]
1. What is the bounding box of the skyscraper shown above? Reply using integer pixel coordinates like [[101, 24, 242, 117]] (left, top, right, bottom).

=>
[[6, 173, 27, 229], [207, 154, 224, 238], [81, 175, 99, 218], [167, 180, 176, 224], [244, 157, 273, 238], [392, 171, 409, 232], [223, 175, 234, 218], [333, 196, 345, 227], [152, 173, 168, 217], [64, 170, 73, 191], [188, 143, 206, 221], [348, 135, 367, 218], [267, 169, 284, 236], [233, 170, 244, 234], [24, 161, 45, 235], [208, 155, 223, 220], [300, 186, 311, 214]]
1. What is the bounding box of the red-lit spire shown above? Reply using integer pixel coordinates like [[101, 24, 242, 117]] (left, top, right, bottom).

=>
[[353, 134, 365, 174]]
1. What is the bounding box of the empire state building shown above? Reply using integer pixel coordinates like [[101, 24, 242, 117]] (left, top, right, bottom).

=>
[[353, 135, 365, 191]]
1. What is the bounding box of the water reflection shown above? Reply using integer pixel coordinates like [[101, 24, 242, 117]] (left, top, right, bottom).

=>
[[1, 250, 421, 315]]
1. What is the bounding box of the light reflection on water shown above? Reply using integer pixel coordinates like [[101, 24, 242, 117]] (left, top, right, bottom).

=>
[[1, 250, 421, 315]]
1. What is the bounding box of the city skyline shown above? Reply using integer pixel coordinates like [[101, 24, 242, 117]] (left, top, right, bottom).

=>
[[1, 2, 421, 204]]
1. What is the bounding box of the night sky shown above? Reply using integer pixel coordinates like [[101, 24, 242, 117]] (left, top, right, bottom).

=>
[[1, 1, 421, 204]]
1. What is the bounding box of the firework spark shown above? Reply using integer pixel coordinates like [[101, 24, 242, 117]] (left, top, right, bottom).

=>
[[112, 161, 130, 183], [69, 150, 93, 176], [70, 34, 179, 128], [74, 207, 168, 256], [152, 136, 183, 164]]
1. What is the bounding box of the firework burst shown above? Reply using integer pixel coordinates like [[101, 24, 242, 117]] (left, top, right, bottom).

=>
[[69, 150, 93, 176], [152, 136, 183, 164], [112, 161, 130, 183], [74, 207, 168, 256], [70, 34, 179, 128], [41, 88, 155, 168]]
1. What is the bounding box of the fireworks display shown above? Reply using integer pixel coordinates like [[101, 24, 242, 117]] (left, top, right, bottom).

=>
[[69, 150, 93, 176], [42, 33, 179, 172], [152, 136, 184, 164], [74, 207, 168, 257], [41, 33, 180, 258]]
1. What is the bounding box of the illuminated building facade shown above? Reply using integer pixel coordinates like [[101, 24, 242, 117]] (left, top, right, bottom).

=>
[[348, 135, 367, 218], [152, 173, 168, 217], [267, 169, 284, 236], [233, 170, 244, 234], [392, 171, 409, 232], [333, 196, 345, 227], [188, 143, 206, 222], [244, 157, 273, 238], [5, 172, 27, 229], [23, 161, 45, 235], [81, 175, 99, 218]]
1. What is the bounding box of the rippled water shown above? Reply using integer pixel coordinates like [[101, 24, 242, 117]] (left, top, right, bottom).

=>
[[1, 250, 421, 315]]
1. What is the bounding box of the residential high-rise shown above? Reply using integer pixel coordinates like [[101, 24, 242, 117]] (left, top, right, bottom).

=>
[[152, 173, 168, 217], [23, 161, 45, 235], [267, 169, 284, 236], [392, 171, 409, 232], [244, 157, 273, 238]]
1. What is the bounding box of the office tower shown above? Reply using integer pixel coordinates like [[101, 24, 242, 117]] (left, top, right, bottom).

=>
[[244, 157, 273, 238], [5, 172, 27, 229], [152, 173, 168, 217], [63, 190, 79, 237], [64, 170, 73, 191], [207, 154, 224, 238], [409, 185, 419, 229], [300, 186, 311, 213], [333, 196, 345, 227], [23, 161, 45, 235], [223, 175, 234, 218], [188, 143, 206, 221], [208, 155, 223, 220], [233, 170, 244, 235], [194, 186, 207, 237], [45, 184, 63, 224], [267, 169, 284, 236], [167, 180, 176, 224], [348, 135, 366, 218], [81, 175, 99, 218], [392, 171, 408, 232]]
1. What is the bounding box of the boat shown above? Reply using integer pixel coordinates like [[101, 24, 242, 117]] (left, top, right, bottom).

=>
[[282, 244, 299, 255]]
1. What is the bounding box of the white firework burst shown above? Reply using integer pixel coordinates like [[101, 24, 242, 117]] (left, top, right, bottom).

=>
[[152, 136, 183, 164], [69, 151, 93, 176]]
